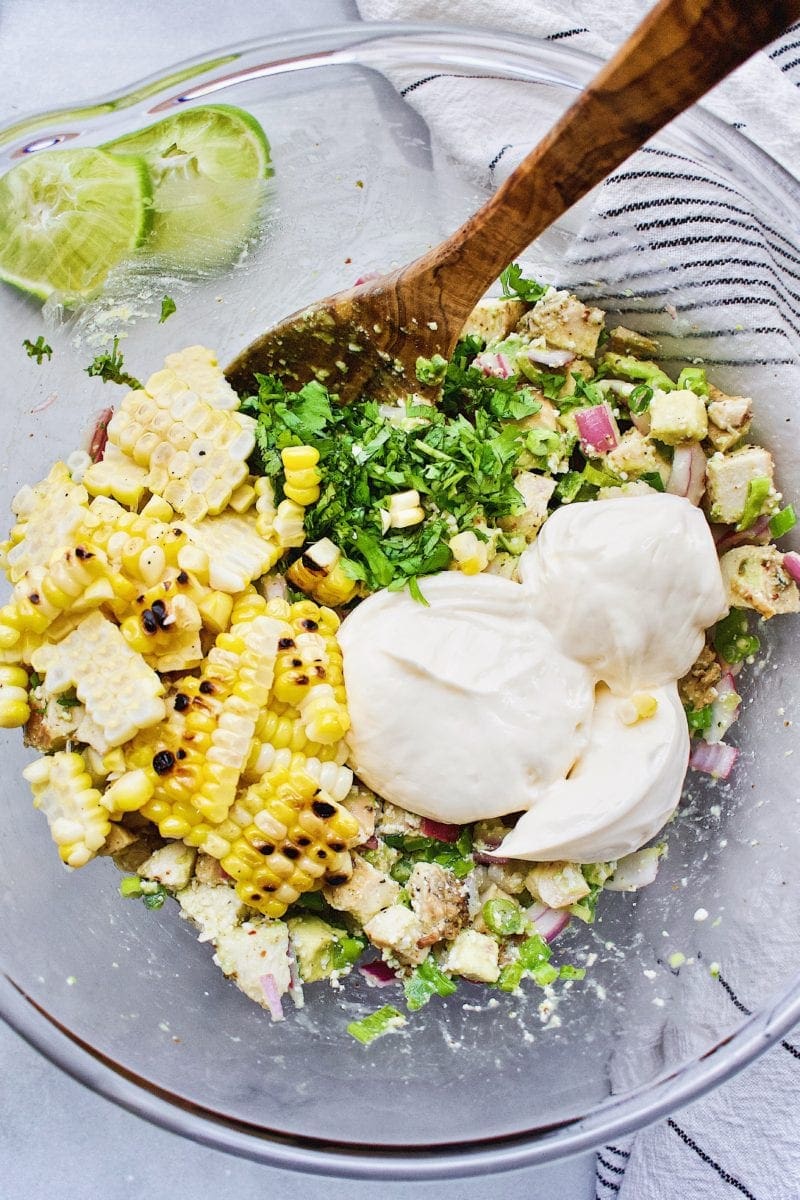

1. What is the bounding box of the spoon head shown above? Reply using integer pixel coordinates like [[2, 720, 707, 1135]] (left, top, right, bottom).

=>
[[224, 275, 448, 403]]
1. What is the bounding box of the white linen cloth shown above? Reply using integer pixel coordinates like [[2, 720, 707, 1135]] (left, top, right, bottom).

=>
[[356, 3, 800, 1196]]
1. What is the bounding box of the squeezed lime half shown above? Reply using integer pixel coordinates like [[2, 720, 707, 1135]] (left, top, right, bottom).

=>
[[0, 148, 152, 301], [105, 104, 271, 269]]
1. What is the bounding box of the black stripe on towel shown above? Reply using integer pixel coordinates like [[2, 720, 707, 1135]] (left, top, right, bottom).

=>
[[667, 1118, 758, 1199], [597, 1153, 627, 1175], [545, 27, 588, 40], [717, 974, 800, 1061]]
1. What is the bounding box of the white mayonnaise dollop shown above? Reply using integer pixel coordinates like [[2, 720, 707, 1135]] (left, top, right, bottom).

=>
[[340, 493, 728, 861]]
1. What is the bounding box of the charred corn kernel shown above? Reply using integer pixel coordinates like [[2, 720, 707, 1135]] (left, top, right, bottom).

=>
[[229, 482, 257, 513], [105, 357, 256, 519], [617, 692, 659, 725], [197, 590, 234, 634], [272, 499, 306, 549], [140, 495, 174, 522], [163, 346, 239, 410], [183, 511, 282, 593], [206, 765, 360, 917], [286, 538, 358, 607], [448, 529, 490, 575], [102, 769, 155, 815], [5, 463, 90, 584], [120, 584, 203, 673], [82, 452, 148, 509], [23, 751, 110, 868], [130, 608, 284, 834], [11, 542, 112, 637], [31, 611, 166, 753], [0, 663, 30, 727]]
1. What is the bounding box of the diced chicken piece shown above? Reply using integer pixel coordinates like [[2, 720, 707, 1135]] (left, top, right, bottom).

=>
[[342, 785, 377, 844], [706, 386, 752, 452], [605, 429, 670, 482], [323, 853, 400, 925], [138, 842, 197, 891], [706, 446, 775, 524], [213, 919, 291, 1015], [407, 862, 469, 947], [649, 388, 708, 445], [481, 860, 529, 896], [678, 643, 723, 710], [194, 852, 231, 886], [525, 862, 590, 909], [720, 545, 800, 618], [23, 689, 81, 753], [363, 904, 430, 967], [375, 800, 421, 836], [460, 297, 527, 343], [517, 290, 605, 359], [499, 472, 556, 541], [608, 326, 660, 357], [440, 929, 500, 983], [177, 879, 247, 942], [97, 823, 141, 858]]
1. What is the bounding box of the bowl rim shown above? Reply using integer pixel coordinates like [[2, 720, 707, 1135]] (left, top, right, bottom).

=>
[[2, 18, 800, 1179]]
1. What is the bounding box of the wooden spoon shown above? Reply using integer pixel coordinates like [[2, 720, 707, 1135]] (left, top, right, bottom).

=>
[[225, 0, 800, 401]]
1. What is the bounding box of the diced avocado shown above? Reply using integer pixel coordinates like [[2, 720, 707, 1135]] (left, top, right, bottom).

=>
[[440, 929, 500, 983], [287, 914, 346, 983], [601, 352, 674, 390], [605, 429, 670, 482], [706, 445, 775, 524], [649, 388, 708, 445]]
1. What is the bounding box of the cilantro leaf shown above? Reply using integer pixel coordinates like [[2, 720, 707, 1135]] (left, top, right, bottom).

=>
[[85, 337, 141, 388], [23, 335, 52, 364], [499, 262, 548, 304], [159, 295, 177, 323]]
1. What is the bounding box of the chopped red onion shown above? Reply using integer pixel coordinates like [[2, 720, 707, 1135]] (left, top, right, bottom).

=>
[[575, 404, 619, 455], [88, 407, 113, 462], [667, 443, 706, 506], [473, 351, 513, 378], [605, 847, 661, 892], [526, 345, 575, 368], [354, 272, 381, 286], [420, 817, 462, 843], [363, 834, 379, 850], [631, 409, 651, 435], [714, 514, 771, 554], [783, 551, 800, 583], [259, 973, 285, 1021], [689, 740, 739, 780], [359, 960, 398, 987], [473, 850, 510, 866], [526, 901, 570, 943]]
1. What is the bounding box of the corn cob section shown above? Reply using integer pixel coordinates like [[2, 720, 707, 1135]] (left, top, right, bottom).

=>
[[10, 543, 118, 640], [267, 598, 350, 745], [242, 704, 348, 785], [103, 362, 257, 522], [286, 538, 358, 607], [182, 511, 282, 593], [164, 346, 239, 411], [2, 464, 90, 584], [31, 611, 166, 753], [83, 443, 149, 509], [204, 764, 360, 917], [23, 750, 110, 867], [0, 664, 30, 728], [122, 595, 285, 835]]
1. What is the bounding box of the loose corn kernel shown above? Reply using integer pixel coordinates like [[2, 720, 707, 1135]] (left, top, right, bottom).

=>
[[386, 489, 425, 530], [448, 530, 490, 575], [618, 693, 659, 725], [102, 769, 155, 814], [197, 590, 234, 634], [229, 482, 257, 513], [140, 495, 174, 522], [23, 751, 110, 867]]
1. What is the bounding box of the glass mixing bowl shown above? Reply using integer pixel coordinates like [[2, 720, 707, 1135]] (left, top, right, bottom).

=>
[[1, 23, 799, 1180]]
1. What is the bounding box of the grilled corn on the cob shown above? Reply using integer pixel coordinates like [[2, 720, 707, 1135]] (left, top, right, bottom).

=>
[[24, 750, 111, 867]]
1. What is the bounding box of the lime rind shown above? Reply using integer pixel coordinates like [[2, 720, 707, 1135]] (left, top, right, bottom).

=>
[[103, 104, 272, 269], [0, 148, 152, 302]]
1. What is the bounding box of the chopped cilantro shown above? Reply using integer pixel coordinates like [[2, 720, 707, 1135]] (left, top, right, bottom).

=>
[[403, 959, 457, 1011], [558, 964, 586, 981], [499, 262, 548, 304], [23, 335, 52, 364], [143, 885, 168, 910], [85, 337, 141, 388], [347, 1005, 407, 1045], [640, 470, 666, 492], [159, 295, 177, 323], [56, 692, 81, 710]]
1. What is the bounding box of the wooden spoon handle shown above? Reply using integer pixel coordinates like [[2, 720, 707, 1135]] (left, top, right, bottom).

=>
[[412, 0, 800, 319]]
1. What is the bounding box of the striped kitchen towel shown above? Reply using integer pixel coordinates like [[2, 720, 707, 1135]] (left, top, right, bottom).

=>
[[356, 3, 800, 1197]]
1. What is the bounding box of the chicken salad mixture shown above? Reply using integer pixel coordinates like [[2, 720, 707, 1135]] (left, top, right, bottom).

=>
[[3, 265, 798, 1040]]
